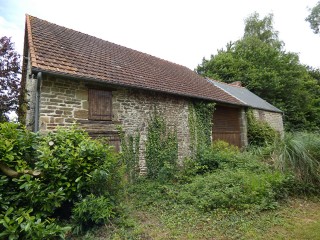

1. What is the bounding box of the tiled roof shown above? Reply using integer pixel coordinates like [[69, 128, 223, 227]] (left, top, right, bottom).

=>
[[208, 79, 282, 113], [24, 15, 244, 105]]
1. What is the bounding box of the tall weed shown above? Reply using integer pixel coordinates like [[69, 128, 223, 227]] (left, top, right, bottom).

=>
[[272, 132, 320, 188]]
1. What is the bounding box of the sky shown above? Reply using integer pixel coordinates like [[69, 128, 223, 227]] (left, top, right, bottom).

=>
[[0, 0, 319, 70]]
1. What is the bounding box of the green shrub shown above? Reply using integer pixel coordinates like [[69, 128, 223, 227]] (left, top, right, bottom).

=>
[[0, 207, 70, 240], [247, 110, 278, 146], [177, 168, 288, 211], [72, 194, 115, 232], [0, 123, 123, 238], [190, 140, 240, 174]]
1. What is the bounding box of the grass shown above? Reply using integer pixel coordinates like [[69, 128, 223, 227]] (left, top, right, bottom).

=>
[[73, 189, 320, 240]]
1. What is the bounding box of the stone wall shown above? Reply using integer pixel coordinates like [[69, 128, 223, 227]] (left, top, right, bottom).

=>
[[39, 76, 90, 131], [252, 109, 284, 134], [37, 75, 191, 172], [113, 88, 190, 173]]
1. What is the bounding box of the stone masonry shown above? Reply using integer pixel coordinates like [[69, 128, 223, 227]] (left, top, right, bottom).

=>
[[252, 109, 284, 134], [35, 75, 191, 173]]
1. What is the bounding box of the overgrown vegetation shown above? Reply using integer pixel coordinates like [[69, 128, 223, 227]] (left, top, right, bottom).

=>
[[272, 132, 320, 191], [188, 101, 215, 154], [1, 118, 320, 239], [119, 128, 140, 183], [145, 109, 178, 181], [247, 109, 279, 146], [0, 123, 123, 239], [188, 101, 216, 173]]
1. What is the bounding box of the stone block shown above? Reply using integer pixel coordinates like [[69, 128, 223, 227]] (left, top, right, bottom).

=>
[[75, 90, 88, 101], [55, 110, 63, 115], [54, 117, 64, 124], [81, 100, 88, 110], [74, 109, 88, 119], [40, 116, 50, 124], [49, 98, 63, 103]]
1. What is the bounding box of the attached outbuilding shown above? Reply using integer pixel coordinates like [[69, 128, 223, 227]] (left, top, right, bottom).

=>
[[209, 80, 284, 139]]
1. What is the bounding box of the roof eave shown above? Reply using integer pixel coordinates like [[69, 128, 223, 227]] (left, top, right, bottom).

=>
[[31, 67, 246, 107]]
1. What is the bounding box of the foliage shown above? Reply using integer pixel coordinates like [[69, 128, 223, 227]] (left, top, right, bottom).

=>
[[196, 12, 320, 131], [179, 142, 289, 211], [184, 140, 239, 175], [247, 110, 278, 146], [0, 123, 123, 238], [306, 1, 320, 34], [177, 169, 287, 211], [0, 207, 70, 240], [244, 12, 282, 48], [72, 194, 115, 233], [119, 128, 140, 183], [133, 142, 289, 213], [73, 138, 320, 239], [271, 132, 320, 190], [145, 109, 178, 181], [188, 101, 215, 158], [0, 36, 20, 122]]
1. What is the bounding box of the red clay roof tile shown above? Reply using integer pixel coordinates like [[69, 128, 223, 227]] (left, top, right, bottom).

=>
[[25, 15, 244, 105]]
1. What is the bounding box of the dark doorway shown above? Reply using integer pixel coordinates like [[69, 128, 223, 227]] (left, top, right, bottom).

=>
[[212, 105, 242, 147]]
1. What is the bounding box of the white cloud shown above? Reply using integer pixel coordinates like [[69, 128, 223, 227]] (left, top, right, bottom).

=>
[[0, 16, 24, 54], [1, 0, 319, 69]]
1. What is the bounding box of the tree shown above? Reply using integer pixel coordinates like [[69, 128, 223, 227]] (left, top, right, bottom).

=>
[[306, 1, 320, 34], [0, 36, 21, 122], [197, 13, 320, 131], [244, 12, 283, 48]]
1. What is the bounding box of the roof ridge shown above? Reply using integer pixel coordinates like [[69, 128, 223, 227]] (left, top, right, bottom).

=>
[[27, 15, 194, 71], [208, 78, 245, 88], [26, 14, 38, 68]]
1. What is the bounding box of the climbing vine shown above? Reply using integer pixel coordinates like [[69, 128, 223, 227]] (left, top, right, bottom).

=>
[[118, 127, 140, 183], [145, 109, 178, 181], [188, 101, 215, 158]]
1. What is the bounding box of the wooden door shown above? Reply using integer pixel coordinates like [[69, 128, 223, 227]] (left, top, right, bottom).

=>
[[212, 106, 242, 147]]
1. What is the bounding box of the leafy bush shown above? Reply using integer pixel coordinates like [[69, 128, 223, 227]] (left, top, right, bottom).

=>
[[0, 207, 69, 240], [0, 123, 123, 238], [72, 194, 115, 233], [177, 168, 288, 211], [189, 140, 239, 174], [247, 110, 278, 146]]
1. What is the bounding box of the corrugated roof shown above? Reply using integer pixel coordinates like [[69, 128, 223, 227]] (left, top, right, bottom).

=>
[[208, 79, 282, 113], [24, 15, 245, 106]]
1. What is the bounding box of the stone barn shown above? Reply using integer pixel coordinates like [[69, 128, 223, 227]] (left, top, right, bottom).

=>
[[21, 15, 283, 171]]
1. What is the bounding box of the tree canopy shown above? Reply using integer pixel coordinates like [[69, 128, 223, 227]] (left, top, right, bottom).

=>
[[306, 1, 320, 34], [0, 36, 21, 122], [197, 13, 320, 131]]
